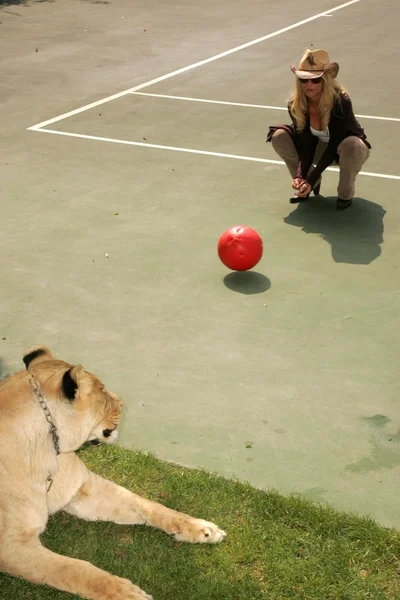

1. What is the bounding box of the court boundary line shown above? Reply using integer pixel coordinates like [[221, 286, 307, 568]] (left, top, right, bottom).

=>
[[36, 129, 400, 181], [130, 92, 400, 123], [27, 0, 359, 131]]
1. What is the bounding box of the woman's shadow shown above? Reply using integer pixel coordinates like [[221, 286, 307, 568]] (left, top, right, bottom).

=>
[[283, 196, 386, 264]]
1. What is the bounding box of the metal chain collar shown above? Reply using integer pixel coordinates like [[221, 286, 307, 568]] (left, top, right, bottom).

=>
[[27, 371, 60, 457]]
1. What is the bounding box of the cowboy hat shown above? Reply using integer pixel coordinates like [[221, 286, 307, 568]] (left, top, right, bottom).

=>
[[291, 48, 339, 79]]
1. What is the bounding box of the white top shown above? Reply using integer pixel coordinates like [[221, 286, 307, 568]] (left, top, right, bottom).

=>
[[310, 126, 330, 143]]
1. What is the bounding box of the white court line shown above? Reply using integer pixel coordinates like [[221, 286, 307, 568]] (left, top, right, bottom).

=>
[[131, 92, 288, 112], [28, 0, 359, 131], [131, 92, 400, 122], [38, 129, 400, 181]]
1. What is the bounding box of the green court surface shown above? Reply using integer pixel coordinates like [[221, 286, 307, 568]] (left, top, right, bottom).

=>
[[0, 0, 399, 527]]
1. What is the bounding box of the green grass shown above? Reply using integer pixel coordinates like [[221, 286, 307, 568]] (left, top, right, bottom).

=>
[[1, 444, 399, 599]]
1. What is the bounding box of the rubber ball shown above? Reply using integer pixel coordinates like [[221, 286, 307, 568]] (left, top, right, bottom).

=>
[[217, 225, 263, 271]]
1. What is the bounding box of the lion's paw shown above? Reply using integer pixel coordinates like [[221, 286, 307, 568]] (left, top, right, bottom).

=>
[[104, 577, 153, 600], [173, 517, 227, 544]]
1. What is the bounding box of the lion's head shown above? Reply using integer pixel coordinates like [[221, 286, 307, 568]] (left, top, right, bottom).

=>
[[22, 346, 123, 451]]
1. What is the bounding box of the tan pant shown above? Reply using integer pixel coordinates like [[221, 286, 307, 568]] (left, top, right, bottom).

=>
[[271, 130, 370, 201]]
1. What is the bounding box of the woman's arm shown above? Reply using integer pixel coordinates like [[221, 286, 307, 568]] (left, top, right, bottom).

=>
[[305, 94, 353, 187], [288, 107, 318, 179]]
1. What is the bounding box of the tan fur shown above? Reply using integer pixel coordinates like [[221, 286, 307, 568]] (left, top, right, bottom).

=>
[[0, 346, 226, 600]]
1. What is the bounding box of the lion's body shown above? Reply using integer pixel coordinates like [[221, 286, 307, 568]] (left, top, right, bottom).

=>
[[0, 347, 225, 600]]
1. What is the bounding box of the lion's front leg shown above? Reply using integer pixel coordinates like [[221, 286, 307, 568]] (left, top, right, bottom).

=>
[[1, 541, 152, 600], [64, 469, 227, 545], [0, 495, 152, 600]]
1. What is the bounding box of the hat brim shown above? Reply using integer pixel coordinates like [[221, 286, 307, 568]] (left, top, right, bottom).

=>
[[290, 62, 339, 79]]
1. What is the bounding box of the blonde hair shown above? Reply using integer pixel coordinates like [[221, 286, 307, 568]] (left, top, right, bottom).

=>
[[288, 75, 347, 131]]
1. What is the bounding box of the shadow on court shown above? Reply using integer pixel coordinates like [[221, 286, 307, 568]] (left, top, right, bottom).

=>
[[0, 0, 48, 5], [284, 197, 386, 264], [0, 0, 107, 5], [223, 271, 271, 294]]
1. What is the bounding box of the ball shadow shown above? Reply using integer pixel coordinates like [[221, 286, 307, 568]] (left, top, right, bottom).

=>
[[223, 271, 271, 295]]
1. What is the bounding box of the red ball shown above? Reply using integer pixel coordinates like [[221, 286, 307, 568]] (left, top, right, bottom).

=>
[[218, 225, 263, 271]]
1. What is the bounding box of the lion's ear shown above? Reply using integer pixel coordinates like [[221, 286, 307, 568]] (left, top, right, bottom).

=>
[[23, 346, 54, 369], [62, 365, 83, 401]]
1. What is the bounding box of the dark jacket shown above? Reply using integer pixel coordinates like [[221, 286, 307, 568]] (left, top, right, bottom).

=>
[[267, 92, 371, 188]]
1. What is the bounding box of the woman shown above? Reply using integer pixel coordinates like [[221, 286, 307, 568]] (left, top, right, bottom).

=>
[[267, 49, 371, 210]]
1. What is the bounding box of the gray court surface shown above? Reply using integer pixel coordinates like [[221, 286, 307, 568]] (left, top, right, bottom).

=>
[[1, 0, 399, 528]]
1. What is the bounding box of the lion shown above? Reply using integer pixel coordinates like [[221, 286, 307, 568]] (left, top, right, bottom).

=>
[[0, 346, 226, 599]]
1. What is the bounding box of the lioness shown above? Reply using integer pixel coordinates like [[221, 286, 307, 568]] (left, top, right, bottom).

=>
[[0, 346, 226, 599]]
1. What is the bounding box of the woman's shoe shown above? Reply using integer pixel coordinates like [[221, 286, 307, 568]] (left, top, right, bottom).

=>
[[336, 197, 352, 211], [289, 193, 310, 204], [289, 181, 321, 204]]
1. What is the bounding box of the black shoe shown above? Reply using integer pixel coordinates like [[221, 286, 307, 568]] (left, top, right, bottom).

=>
[[289, 182, 321, 204], [336, 197, 352, 211], [313, 181, 322, 196]]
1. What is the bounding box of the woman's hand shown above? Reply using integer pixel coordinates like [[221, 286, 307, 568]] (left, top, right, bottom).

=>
[[295, 181, 312, 198], [292, 178, 304, 190]]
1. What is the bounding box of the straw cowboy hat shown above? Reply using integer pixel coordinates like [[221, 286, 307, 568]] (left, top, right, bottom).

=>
[[291, 48, 339, 79]]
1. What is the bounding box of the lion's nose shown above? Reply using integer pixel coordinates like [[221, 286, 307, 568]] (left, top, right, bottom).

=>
[[102, 428, 116, 438]]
